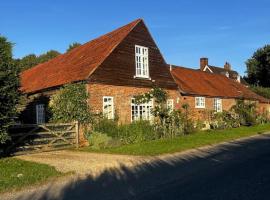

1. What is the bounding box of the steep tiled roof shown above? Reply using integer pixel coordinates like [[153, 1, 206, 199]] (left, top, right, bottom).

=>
[[20, 19, 142, 93], [171, 65, 269, 103]]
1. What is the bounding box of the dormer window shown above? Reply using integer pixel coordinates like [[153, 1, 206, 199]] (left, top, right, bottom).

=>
[[135, 45, 149, 78]]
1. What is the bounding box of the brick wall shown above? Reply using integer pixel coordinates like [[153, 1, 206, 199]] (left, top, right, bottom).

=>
[[87, 83, 245, 123], [87, 83, 181, 124], [178, 96, 237, 120]]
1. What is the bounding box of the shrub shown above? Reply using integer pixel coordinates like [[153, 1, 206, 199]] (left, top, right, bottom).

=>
[[250, 86, 270, 99], [93, 119, 157, 144], [231, 100, 257, 126], [49, 83, 92, 124], [87, 131, 113, 150], [210, 111, 240, 129]]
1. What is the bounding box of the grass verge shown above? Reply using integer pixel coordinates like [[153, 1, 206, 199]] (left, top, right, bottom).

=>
[[80, 123, 270, 156], [0, 158, 63, 193]]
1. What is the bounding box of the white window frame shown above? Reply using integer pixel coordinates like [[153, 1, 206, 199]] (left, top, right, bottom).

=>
[[36, 104, 45, 124], [103, 96, 114, 119], [131, 98, 153, 122], [167, 99, 174, 113], [195, 97, 205, 108], [135, 45, 149, 79], [213, 98, 222, 112]]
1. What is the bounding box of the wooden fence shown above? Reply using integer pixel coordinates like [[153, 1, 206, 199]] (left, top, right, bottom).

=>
[[6, 122, 79, 155]]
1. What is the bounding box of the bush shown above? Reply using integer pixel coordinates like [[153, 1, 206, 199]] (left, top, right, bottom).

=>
[[231, 100, 257, 126], [250, 86, 270, 99], [210, 111, 240, 129], [93, 119, 157, 145], [49, 83, 92, 124], [87, 131, 113, 150]]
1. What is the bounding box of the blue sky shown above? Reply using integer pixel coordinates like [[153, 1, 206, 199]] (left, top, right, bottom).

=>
[[1, 0, 270, 75]]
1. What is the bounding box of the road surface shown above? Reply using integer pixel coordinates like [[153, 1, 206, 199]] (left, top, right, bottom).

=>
[[2, 133, 270, 200]]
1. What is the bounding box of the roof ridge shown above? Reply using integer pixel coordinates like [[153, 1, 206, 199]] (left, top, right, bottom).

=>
[[21, 18, 142, 76], [85, 18, 142, 78], [20, 18, 143, 93]]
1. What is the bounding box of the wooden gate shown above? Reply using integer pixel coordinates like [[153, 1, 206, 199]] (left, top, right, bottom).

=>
[[6, 122, 79, 155]]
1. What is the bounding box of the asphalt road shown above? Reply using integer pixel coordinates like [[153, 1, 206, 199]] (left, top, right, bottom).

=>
[[3, 134, 270, 200]]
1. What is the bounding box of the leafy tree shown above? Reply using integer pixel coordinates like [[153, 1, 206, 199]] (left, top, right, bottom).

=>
[[38, 50, 60, 63], [0, 36, 20, 143], [245, 45, 270, 87], [17, 50, 60, 71], [49, 83, 92, 124], [66, 42, 81, 52]]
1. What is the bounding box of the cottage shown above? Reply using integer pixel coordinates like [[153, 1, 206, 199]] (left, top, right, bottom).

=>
[[170, 65, 270, 119], [20, 19, 269, 124], [20, 19, 180, 124]]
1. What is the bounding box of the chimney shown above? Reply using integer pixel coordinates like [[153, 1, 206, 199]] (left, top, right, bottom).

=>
[[224, 62, 231, 71], [200, 57, 208, 71]]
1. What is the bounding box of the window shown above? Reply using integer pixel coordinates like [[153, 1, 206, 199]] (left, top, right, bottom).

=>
[[131, 98, 153, 121], [103, 97, 114, 119], [135, 45, 149, 78], [36, 104, 45, 124], [167, 99, 174, 112], [213, 98, 222, 112], [195, 97, 205, 108]]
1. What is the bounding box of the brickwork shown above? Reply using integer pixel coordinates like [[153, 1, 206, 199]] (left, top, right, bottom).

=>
[[87, 83, 180, 124]]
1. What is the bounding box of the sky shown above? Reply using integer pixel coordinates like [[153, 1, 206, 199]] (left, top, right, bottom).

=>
[[1, 0, 270, 75]]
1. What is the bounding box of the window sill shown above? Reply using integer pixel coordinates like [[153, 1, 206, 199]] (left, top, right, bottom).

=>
[[133, 75, 151, 80], [195, 106, 205, 109]]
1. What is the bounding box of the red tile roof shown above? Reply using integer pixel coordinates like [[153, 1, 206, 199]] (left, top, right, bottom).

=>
[[20, 19, 142, 93], [171, 65, 269, 103]]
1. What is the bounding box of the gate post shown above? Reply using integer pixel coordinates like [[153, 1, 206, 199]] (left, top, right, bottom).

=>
[[75, 121, 80, 148]]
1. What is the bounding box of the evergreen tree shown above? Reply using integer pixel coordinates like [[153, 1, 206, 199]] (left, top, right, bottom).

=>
[[0, 36, 20, 143]]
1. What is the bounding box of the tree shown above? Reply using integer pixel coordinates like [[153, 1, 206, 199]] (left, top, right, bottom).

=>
[[245, 45, 270, 87], [0, 36, 20, 143], [49, 83, 92, 124], [17, 50, 60, 71], [66, 42, 81, 52]]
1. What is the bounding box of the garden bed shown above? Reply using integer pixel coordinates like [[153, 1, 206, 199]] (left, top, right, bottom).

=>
[[80, 123, 270, 156], [0, 158, 64, 193]]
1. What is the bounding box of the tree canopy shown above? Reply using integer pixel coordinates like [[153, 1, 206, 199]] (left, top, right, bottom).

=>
[[0, 36, 20, 143], [245, 45, 270, 87], [66, 42, 81, 52], [17, 50, 60, 71]]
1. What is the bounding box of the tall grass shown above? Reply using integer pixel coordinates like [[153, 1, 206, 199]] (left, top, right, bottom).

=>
[[93, 119, 157, 144]]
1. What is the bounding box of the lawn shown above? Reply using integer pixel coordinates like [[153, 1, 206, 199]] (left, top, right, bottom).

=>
[[0, 158, 63, 193], [81, 123, 270, 156]]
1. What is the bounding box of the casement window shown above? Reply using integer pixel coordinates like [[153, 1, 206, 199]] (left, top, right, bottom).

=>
[[195, 97, 205, 108], [213, 98, 222, 112], [167, 99, 174, 112], [103, 96, 114, 119], [36, 104, 45, 124], [135, 45, 149, 78], [131, 98, 153, 121]]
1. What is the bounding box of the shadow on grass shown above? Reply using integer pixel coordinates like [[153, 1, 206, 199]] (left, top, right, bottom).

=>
[[15, 134, 270, 200]]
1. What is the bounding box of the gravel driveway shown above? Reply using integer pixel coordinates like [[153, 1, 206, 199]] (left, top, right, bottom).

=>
[[16, 150, 150, 176]]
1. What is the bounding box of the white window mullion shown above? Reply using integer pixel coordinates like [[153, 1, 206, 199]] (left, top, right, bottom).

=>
[[131, 98, 153, 122], [135, 45, 149, 78], [103, 96, 114, 119]]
